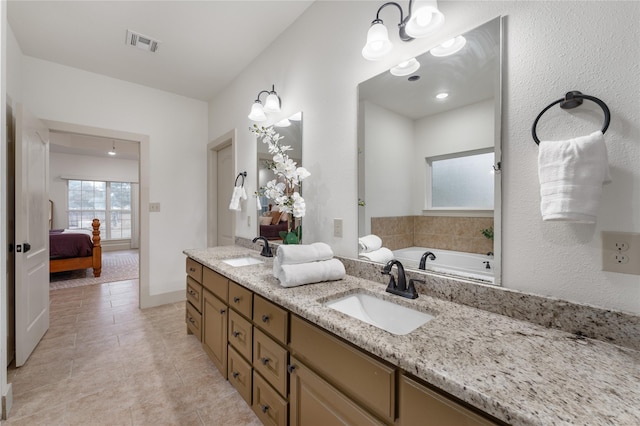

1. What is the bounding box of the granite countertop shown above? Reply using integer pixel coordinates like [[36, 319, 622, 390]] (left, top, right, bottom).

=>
[[184, 246, 640, 426]]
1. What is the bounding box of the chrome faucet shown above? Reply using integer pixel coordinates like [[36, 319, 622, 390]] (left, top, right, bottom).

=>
[[252, 236, 273, 257], [382, 260, 421, 299], [418, 251, 436, 270]]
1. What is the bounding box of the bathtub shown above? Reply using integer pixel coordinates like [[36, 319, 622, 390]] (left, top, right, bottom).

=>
[[392, 247, 495, 283]]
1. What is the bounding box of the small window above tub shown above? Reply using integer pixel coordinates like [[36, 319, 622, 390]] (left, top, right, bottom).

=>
[[426, 149, 495, 210]]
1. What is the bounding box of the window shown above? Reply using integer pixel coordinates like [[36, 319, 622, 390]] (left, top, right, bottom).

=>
[[68, 180, 132, 240], [426, 150, 494, 210]]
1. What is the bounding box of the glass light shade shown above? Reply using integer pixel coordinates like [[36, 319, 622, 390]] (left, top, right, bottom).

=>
[[390, 58, 421, 76], [264, 92, 281, 113], [248, 101, 267, 121], [405, 1, 445, 38], [288, 111, 302, 121], [362, 22, 393, 60], [430, 36, 466, 57], [274, 118, 291, 127]]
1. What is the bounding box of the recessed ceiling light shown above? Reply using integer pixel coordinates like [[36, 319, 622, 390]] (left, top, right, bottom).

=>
[[435, 92, 449, 99], [126, 30, 161, 53]]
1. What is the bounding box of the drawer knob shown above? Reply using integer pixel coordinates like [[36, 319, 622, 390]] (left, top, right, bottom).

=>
[[188, 289, 196, 296], [260, 357, 270, 365], [261, 314, 270, 323], [232, 371, 239, 379], [189, 267, 196, 272], [233, 296, 240, 303], [287, 364, 296, 374], [220, 308, 226, 314], [188, 317, 195, 324], [232, 331, 241, 338], [260, 404, 270, 414]]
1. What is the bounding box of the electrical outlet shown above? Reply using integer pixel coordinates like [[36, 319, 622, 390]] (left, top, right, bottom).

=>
[[602, 231, 640, 275], [149, 202, 161, 212], [247, 215, 251, 227], [333, 218, 343, 238]]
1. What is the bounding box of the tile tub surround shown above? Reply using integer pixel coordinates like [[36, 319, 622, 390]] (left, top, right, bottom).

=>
[[185, 246, 640, 425]]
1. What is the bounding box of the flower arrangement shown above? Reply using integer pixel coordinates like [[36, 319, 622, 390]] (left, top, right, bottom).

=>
[[251, 125, 310, 244]]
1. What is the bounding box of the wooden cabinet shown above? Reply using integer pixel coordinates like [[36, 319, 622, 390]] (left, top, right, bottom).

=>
[[289, 356, 383, 426], [186, 257, 203, 283], [229, 346, 253, 405], [203, 266, 228, 302], [254, 295, 288, 344], [229, 309, 253, 362], [229, 281, 253, 319], [185, 300, 202, 339], [399, 375, 499, 426], [202, 289, 228, 378], [254, 328, 288, 397], [253, 371, 288, 426], [185, 259, 203, 341]]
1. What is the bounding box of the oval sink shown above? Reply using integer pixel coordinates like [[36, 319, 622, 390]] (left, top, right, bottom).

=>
[[323, 292, 434, 335], [222, 256, 264, 267]]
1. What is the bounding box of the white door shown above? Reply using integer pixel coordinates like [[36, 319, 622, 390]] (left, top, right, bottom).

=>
[[14, 104, 50, 366], [217, 144, 234, 246]]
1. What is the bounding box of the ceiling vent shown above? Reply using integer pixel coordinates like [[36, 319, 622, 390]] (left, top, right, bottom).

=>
[[126, 30, 160, 53]]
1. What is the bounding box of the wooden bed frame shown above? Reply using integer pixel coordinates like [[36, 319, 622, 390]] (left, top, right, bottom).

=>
[[50, 219, 102, 277]]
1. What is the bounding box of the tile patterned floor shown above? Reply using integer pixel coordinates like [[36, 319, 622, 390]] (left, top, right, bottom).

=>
[[6, 280, 260, 425]]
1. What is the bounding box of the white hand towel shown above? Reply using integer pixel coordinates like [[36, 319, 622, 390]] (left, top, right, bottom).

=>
[[228, 186, 242, 211], [358, 247, 395, 263], [277, 242, 334, 265], [277, 259, 346, 288], [256, 194, 262, 211], [240, 186, 248, 200], [538, 131, 611, 223], [358, 234, 382, 253]]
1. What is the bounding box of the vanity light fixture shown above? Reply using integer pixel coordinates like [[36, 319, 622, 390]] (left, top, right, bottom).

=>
[[248, 84, 282, 122], [430, 35, 466, 57], [108, 141, 116, 156], [362, 0, 444, 61], [390, 57, 420, 76], [435, 92, 449, 99]]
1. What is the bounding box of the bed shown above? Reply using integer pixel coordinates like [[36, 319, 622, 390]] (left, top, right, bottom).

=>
[[49, 219, 102, 277]]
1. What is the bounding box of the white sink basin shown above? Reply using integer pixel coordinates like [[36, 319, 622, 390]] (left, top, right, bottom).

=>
[[222, 256, 265, 267], [323, 292, 434, 335]]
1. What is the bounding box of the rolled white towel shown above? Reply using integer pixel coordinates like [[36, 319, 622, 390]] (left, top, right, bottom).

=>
[[277, 259, 346, 288], [358, 247, 394, 263], [277, 242, 334, 265], [358, 234, 382, 253]]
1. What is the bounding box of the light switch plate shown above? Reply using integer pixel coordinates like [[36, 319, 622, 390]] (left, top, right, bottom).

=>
[[602, 231, 640, 275], [333, 218, 343, 238], [149, 202, 161, 212]]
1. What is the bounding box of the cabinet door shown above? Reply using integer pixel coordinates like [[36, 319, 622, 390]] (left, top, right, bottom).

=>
[[399, 375, 498, 426], [289, 357, 384, 426], [202, 289, 228, 378]]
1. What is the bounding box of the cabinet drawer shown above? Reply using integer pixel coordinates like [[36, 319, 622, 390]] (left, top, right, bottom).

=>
[[203, 267, 228, 303], [253, 371, 288, 426], [399, 375, 498, 426], [253, 328, 288, 397], [290, 315, 395, 423], [228, 309, 253, 362], [229, 281, 253, 319], [228, 346, 253, 406], [254, 295, 288, 344], [290, 356, 383, 426], [185, 258, 202, 283], [186, 276, 202, 312], [185, 302, 202, 341]]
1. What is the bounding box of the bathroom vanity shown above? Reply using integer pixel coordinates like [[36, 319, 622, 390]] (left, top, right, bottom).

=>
[[184, 245, 640, 426]]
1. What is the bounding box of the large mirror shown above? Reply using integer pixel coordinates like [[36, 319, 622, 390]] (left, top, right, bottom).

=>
[[357, 17, 502, 285], [256, 112, 303, 240]]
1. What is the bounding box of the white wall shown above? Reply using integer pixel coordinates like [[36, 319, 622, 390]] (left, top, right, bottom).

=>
[[49, 152, 139, 229], [18, 56, 208, 299], [209, 1, 640, 314]]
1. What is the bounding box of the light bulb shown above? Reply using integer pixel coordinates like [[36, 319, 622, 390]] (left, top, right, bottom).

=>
[[264, 92, 281, 113], [405, 1, 445, 38]]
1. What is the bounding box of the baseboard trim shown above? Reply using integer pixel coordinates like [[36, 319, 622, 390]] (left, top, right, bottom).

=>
[[140, 289, 184, 309], [2, 383, 13, 420]]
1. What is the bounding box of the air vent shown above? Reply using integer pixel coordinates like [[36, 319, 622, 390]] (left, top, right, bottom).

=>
[[126, 30, 160, 53]]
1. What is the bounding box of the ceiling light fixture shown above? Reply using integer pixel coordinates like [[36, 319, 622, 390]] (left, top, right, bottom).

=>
[[435, 92, 449, 99], [108, 141, 117, 156], [125, 30, 161, 53], [430, 35, 466, 57], [362, 0, 444, 61], [390, 57, 421, 76], [248, 84, 281, 122]]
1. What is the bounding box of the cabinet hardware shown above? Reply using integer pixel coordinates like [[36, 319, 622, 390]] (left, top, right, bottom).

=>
[[260, 357, 270, 365], [261, 314, 270, 323], [188, 289, 196, 296], [220, 308, 226, 314], [233, 296, 240, 303], [260, 404, 270, 414], [189, 267, 196, 272], [232, 371, 239, 379], [287, 364, 296, 374], [232, 331, 241, 338], [188, 317, 195, 324]]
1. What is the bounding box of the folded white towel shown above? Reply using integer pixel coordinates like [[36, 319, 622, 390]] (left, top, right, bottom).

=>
[[358, 247, 394, 263], [277, 258, 346, 288], [358, 234, 382, 253], [538, 131, 611, 223], [277, 242, 334, 265], [228, 186, 242, 211], [256, 194, 262, 211]]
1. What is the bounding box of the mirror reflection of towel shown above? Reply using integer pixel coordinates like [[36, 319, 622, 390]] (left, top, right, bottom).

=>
[[358, 247, 394, 263], [358, 234, 382, 253]]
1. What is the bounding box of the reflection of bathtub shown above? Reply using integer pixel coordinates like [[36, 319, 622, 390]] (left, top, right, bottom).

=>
[[393, 247, 494, 283]]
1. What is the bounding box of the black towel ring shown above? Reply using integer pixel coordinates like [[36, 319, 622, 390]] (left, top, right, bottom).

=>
[[531, 91, 610, 145], [235, 171, 247, 187]]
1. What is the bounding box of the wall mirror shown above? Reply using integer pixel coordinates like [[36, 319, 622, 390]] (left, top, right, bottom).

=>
[[256, 112, 303, 240], [357, 17, 502, 285]]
